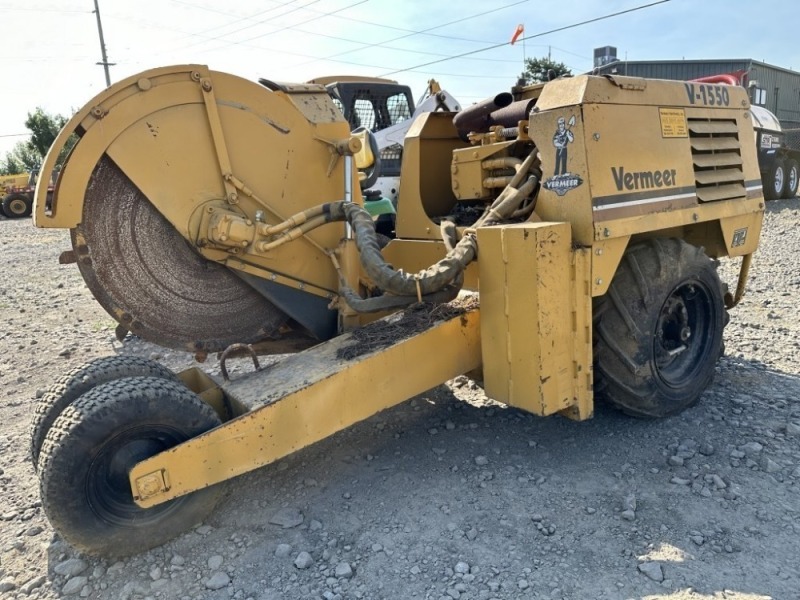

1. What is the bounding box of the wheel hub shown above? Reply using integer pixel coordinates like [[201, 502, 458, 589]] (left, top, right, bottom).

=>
[[8, 198, 26, 215], [654, 281, 715, 387], [775, 166, 784, 194], [88, 425, 184, 526]]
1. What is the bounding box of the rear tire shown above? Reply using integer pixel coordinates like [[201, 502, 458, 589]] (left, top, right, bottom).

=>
[[593, 239, 726, 418], [30, 356, 179, 470], [38, 376, 223, 557], [763, 159, 785, 200], [2, 193, 32, 218], [783, 159, 798, 199]]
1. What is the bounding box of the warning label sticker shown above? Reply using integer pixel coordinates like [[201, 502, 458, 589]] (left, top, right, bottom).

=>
[[659, 108, 688, 138]]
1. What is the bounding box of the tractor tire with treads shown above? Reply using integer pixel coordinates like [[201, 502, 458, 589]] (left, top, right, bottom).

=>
[[2, 193, 32, 218], [38, 376, 224, 557], [30, 356, 179, 470], [592, 239, 726, 418]]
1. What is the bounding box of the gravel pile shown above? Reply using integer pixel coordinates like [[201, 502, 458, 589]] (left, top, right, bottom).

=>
[[0, 198, 798, 600]]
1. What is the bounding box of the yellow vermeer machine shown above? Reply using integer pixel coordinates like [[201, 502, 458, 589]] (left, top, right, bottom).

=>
[[30, 65, 764, 556]]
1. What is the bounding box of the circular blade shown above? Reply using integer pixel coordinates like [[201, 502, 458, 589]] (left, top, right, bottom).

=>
[[72, 155, 287, 353]]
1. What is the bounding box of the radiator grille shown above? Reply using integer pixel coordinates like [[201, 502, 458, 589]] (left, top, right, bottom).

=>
[[688, 118, 745, 202]]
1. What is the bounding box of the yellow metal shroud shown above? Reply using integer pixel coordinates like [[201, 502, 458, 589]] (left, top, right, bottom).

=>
[[477, 222, 593, 420], [35, 65, 353, 296]]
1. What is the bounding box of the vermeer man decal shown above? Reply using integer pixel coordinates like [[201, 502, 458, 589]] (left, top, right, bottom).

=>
[[542, 114, 583, 197], [553, 115, 575, 175]]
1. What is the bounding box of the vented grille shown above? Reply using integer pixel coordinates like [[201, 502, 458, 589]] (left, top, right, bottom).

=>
[[688, 118, 745, 202]]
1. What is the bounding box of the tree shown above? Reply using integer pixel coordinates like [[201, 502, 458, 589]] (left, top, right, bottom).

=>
[[25, 108, 68, 158], [518, 57, 572, 85], [0, 108, 76, 176]]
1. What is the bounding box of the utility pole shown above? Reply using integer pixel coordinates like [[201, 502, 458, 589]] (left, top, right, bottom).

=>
[[92, 0, 114, 87]]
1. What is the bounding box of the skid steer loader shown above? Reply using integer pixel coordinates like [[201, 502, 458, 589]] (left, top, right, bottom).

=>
[[30, 65, 763, 557]]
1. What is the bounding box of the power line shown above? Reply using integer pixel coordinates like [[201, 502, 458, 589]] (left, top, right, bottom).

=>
[[291, 0, 530, 68], [170, 0, 325, 51], [236, 0, 368, 44], [379, 0, 672, 77]]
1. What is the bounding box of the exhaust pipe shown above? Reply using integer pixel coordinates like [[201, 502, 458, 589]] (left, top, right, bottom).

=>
[[453, 92, 513, 136]]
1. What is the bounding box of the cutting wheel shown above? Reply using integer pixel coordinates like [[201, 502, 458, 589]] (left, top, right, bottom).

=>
[[72, 156, 288, 353]]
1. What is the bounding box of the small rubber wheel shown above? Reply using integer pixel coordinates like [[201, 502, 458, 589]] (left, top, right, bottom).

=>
[[2, 193, 32, 218], [593, 239, 726, 418], [38, 376, 223, 557], [783, 159, 798, 199], [763, 159, 785, 200], [30, 356, 178, 470]]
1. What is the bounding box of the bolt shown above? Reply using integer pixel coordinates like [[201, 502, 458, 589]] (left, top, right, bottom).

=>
[[595, 248, 603, 255], [596, 278, 603, 285], [228, 192, 238, 203], [202, 80, 212, 92], [692, 213, 699, 222], [191, 71, 201, 81], [593, 133, 600, 141], [603, 228, 611, 237]]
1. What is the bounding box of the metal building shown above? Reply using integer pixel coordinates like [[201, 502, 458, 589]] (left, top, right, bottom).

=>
[[592, 57, 800, 128]]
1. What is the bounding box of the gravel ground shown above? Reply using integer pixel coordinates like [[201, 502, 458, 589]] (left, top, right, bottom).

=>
[[0, 198, 799, 600]]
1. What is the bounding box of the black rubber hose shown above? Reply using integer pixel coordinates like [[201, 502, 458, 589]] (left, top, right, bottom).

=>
[[329, 202, 476, 297]]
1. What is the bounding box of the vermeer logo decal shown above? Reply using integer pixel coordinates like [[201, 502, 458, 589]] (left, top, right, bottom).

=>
[[543, 114, 583, 196], [611, 166, 678, 191], [543, 173, 583, 196]]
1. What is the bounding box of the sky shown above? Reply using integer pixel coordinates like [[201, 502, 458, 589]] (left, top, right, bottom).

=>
[[2, 0, 800, 159]]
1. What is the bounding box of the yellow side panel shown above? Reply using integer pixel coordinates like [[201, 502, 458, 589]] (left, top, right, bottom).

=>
[[477, 222, 592, 419]]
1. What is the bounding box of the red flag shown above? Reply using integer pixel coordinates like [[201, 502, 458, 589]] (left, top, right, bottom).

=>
[[511, 23, 524, 45]]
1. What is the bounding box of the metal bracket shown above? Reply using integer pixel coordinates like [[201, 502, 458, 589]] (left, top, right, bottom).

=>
[[194, 71, 239, 204], [133, 469, 169, 501], [219, 343, 261, 381]]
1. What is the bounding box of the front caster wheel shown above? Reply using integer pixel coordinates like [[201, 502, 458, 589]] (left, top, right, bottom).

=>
[[38, 376, 223, 557], [30, 355, 179, 470], [593, 239, 726, 418]]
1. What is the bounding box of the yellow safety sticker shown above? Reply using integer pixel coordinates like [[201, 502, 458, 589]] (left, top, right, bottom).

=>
[[659, 107, 688, 138]]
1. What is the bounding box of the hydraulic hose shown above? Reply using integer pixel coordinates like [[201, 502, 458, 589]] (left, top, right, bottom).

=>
[[329, 201, 477, 297], [258, 145, 540, 312]]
